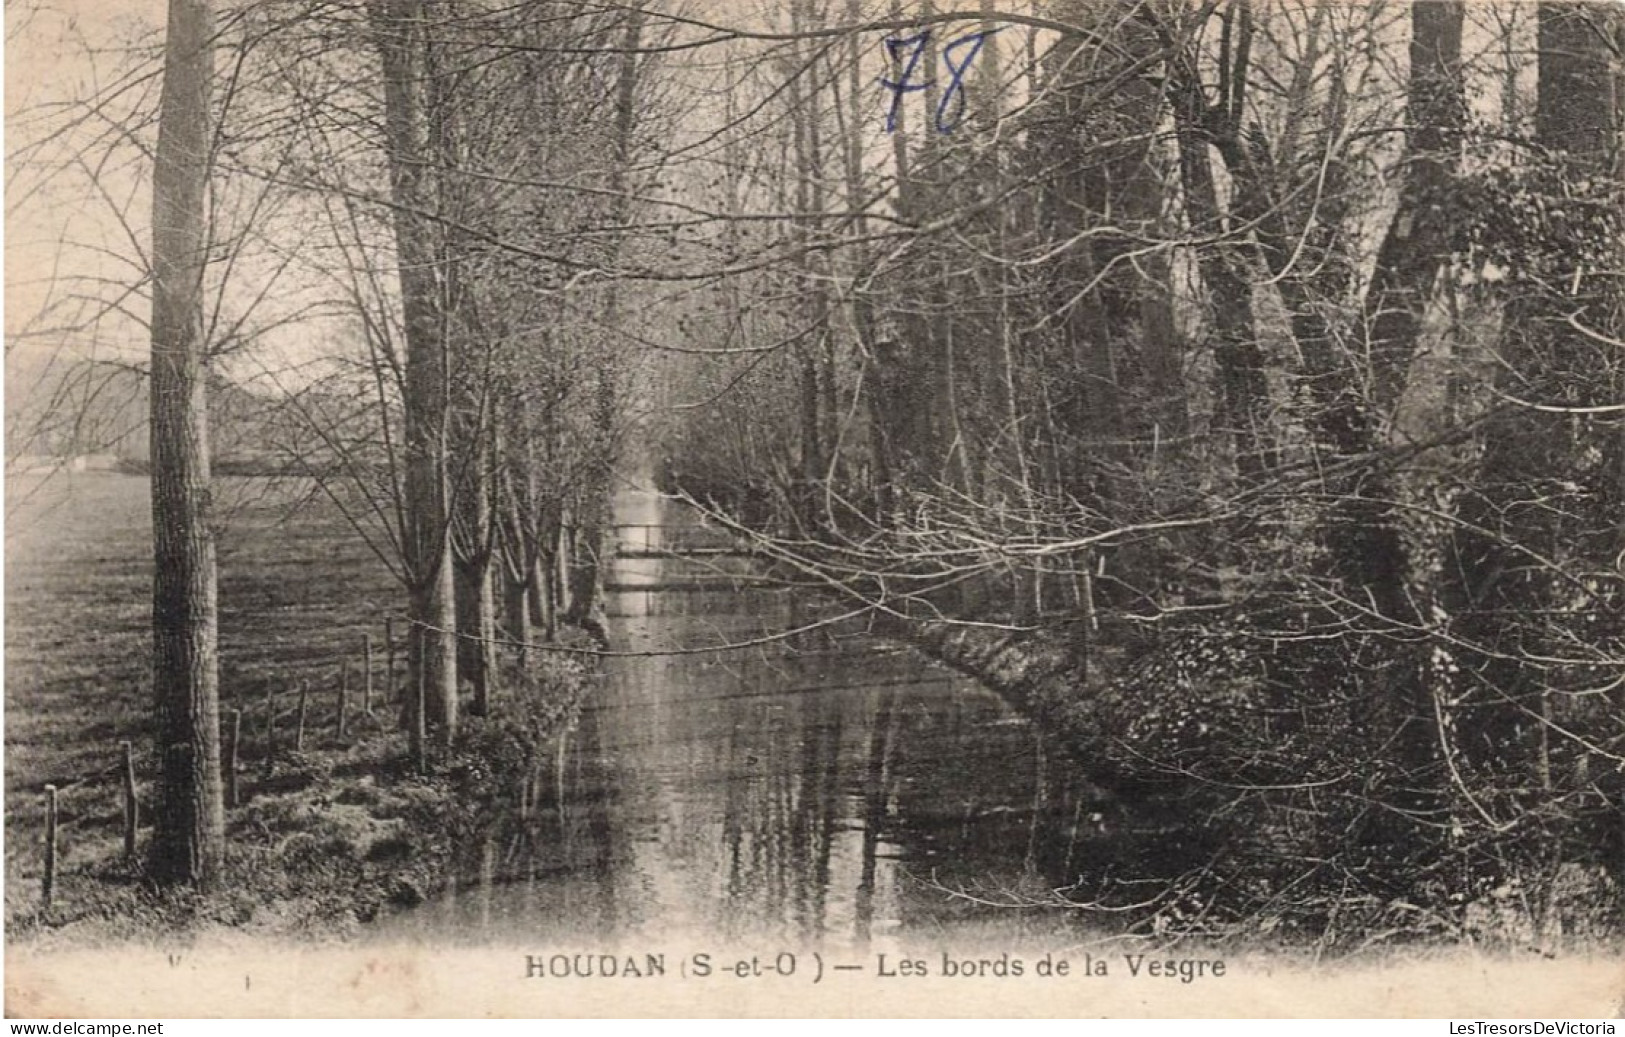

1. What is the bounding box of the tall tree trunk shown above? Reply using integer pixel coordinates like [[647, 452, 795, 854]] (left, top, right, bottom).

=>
[[1364, 1, 1466, 412], [1331, 0, 1464, 841], [370, 0, 457, 747], [806, 14, 837, 497], [502, 394, 550, 654], [1039, 3, 1172, 622], [1451, 0, 1620, 793], [147, 0, 224, 888], [880, 0, 938, 484], [436, 36, 502, 717], [1166, 27, 1274, 485], [565, 6, 643, 643], [454, 550, 496, 715], [788, 15, 823, 511], [841, 0, 892, 519], [531, 539, 556, 639], [453, 394, 499, 713], [501, 548, 530, 669]]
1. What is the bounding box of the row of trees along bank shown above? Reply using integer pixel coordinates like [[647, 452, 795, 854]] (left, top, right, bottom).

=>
[[136, 0, 666, 887]]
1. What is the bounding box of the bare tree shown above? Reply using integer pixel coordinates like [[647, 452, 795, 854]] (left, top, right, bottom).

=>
[[147, 0, 224, 886], [367, 0, 459, 751]]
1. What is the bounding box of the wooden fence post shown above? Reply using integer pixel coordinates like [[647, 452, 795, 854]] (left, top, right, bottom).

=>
[[263, 685, 277, 779], [43, 784, 58, 910], [384, 617, 396, 704], [337, 661, 350, 738], [363, 633, 374, 715], [120, 741, 137, 859], [226, 709, 242, 808], [295, 680, 309, 752], [412, 635, 427, 774]]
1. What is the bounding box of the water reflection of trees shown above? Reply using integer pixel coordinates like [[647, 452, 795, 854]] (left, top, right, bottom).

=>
[[440, 496, 1229, 947]]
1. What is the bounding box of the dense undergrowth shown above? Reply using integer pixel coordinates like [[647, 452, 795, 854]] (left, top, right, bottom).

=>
[[662, 477, 1623, 959]]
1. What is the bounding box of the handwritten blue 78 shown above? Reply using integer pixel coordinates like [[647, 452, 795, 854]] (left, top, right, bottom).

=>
[[879, 28, 999, 134]]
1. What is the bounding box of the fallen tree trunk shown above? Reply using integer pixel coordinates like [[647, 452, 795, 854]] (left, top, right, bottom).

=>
[[874, 613, 1273, 801], [690, 494, 1288, 802]]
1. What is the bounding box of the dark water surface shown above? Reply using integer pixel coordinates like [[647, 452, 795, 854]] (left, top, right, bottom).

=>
[[384, 489, 1113, 951]]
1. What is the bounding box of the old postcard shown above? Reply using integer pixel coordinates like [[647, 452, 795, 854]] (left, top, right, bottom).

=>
[[5, 0, 1623, 1018]]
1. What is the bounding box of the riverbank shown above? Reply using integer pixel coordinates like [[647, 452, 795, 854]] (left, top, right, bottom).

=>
[[6, 649, 594, 950], [5, 471, 600, 947], [671, 494, 1623, 958]]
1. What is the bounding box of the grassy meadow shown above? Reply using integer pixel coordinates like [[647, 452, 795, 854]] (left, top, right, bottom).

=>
[[5, 470, 409, 933]]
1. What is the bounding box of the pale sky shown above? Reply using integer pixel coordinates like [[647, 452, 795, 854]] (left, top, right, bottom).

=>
[[7, 0, 168, 363]]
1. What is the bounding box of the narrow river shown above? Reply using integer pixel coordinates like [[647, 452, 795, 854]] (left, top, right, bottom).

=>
[[386, 487, 1112, 952]]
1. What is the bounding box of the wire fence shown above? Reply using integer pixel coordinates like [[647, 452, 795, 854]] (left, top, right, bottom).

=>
[[31, 621, 400, 915]]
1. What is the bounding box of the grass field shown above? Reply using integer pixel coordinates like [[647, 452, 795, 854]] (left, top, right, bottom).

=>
[[5, 470, 406, 926]]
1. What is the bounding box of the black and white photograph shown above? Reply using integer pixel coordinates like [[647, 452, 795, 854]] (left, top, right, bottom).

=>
[[4, 0, 1623, 1018]]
